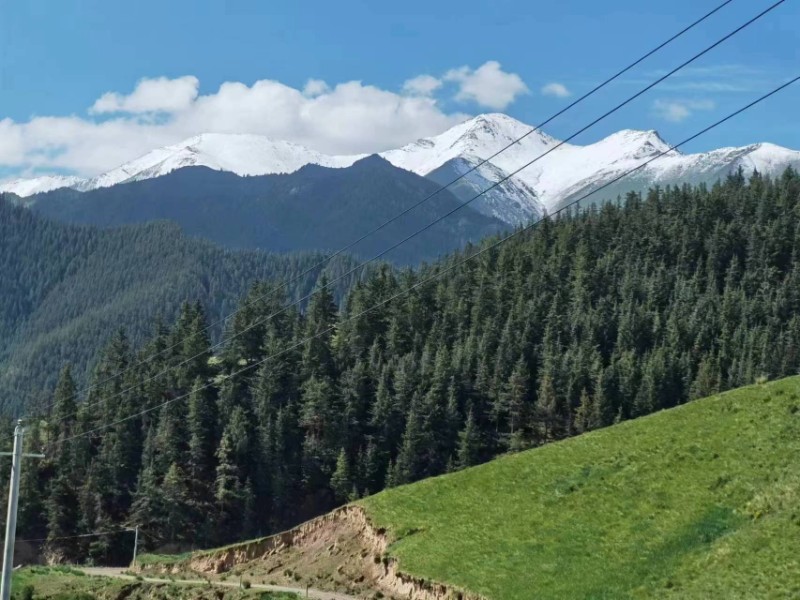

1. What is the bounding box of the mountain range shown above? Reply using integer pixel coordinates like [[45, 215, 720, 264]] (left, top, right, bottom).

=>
[[5, 112, 800, 219], [24, 156, 506, 265], [2, 113, 799, 266]]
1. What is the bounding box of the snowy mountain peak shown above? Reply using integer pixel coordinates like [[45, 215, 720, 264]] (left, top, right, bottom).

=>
[[381, 113, 556, 179], [595, 129, 676, 158], [461, 113, 558, 149]]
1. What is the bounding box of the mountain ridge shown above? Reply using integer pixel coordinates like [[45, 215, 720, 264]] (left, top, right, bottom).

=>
[[5, 112, 799, 223], [26, 156, 508, 265]]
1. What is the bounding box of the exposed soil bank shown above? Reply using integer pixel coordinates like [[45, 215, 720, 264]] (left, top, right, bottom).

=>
[[144, 505, 485, 600]]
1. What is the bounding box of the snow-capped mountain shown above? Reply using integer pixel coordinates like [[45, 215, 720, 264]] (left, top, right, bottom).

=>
[[81, 133, 362, 191], [0, 174, 85, 199], [383, 114, 552, 223], [0, 134, 363, 198], [3, 113, 799, 225], [385, 115, 800, 215]]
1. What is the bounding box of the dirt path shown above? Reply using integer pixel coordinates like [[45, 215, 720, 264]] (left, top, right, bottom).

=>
[[79, 567, 361, 600]]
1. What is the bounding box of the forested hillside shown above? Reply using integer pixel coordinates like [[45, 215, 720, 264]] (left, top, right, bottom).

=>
[[8, 169, 800, 565], [0, 198, 361, 413], [26, 156, 507, 265]]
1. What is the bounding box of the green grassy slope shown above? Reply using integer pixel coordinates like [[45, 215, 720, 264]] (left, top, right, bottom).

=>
[[361, 377, 800, 599]]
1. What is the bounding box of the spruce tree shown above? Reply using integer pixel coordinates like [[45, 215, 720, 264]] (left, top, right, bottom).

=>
[[330, 448, 353, 502], [457, 410, 481, 469], [214, 428, 245, 544]]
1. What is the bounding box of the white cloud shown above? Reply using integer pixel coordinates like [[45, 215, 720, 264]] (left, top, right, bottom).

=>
[[0, 75, 470, 176], [402, 74, 442, 96], [2, 63, 530, 178], [541, 82, 571, 98], [653, 99, 716, 123], [444, 61, 528, 110], [90, 76, 200, 114], [303, 79, 330, 97]]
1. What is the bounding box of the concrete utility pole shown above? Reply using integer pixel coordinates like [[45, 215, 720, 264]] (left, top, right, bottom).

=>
[[0, 420, 44, 600], [131, 525, 139, 568]]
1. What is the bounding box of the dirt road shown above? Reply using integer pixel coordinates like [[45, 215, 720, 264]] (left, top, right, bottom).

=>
[[79, 567, 362, 600]]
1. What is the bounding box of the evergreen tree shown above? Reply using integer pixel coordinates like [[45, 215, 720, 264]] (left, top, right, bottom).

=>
[[457, 410, 481, 469], [214, 427, 246, 544], [330, 448, 354, 502]]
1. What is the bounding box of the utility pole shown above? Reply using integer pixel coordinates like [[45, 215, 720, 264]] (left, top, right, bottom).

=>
[[131, 525, 139, 568], [0, 420, 44, 600]]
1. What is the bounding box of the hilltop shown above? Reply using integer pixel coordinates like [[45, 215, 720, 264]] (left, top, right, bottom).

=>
[[141, 375, 800, 599]]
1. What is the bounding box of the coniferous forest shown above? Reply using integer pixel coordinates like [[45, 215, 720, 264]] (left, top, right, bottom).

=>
[[0, 197, 361, 413], [4, 169, 800, 565]]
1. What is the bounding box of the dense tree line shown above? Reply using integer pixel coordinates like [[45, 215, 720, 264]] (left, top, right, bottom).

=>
[[0, 197, 360, 413], [6, 169, 800, 563]]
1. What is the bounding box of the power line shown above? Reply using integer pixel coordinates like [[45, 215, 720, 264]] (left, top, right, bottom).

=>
[[49, 73, 800, 449], [46, 0, 781, 429], [31, 0, 738, 418]]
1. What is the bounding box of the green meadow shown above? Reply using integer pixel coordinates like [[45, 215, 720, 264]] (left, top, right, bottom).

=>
[[362, 377, 800, 599]]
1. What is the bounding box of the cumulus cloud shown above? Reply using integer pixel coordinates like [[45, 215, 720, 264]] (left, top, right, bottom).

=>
[[541, 82, 571, 98], [0, 75, 470, 176], [2, 62, 531, 177], [90, 76, 200, 114], [402, 74, 442, 97], [444, 61, 528, 110], [303, 79, 330, 97], [653, 99, 716, 123]]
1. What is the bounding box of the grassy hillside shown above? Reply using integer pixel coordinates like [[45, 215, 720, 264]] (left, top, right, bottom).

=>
[[360, 376, 800, 599]]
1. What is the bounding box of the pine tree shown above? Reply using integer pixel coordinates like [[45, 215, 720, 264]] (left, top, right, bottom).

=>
[[187, 377, 218, 483], [302, 277, 338, 380], [162, 463, 192, 544], [457, 410, 481, 469], [45, 471, 81, 559], [537, 372, 568, 441], [394, 394, 428, 485], [574, 388, 596, 434], [300, 376, 340, 493], [130, 462, 166, 546], [503, 358, 530, 450], [330, 448, 353, 502], [214, 428, 245, 544], [172, 303, 212, 389], [691, 355, 721, 399]]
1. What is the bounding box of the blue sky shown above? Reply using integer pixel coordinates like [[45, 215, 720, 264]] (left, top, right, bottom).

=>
[[0, 0, 797, 178]]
